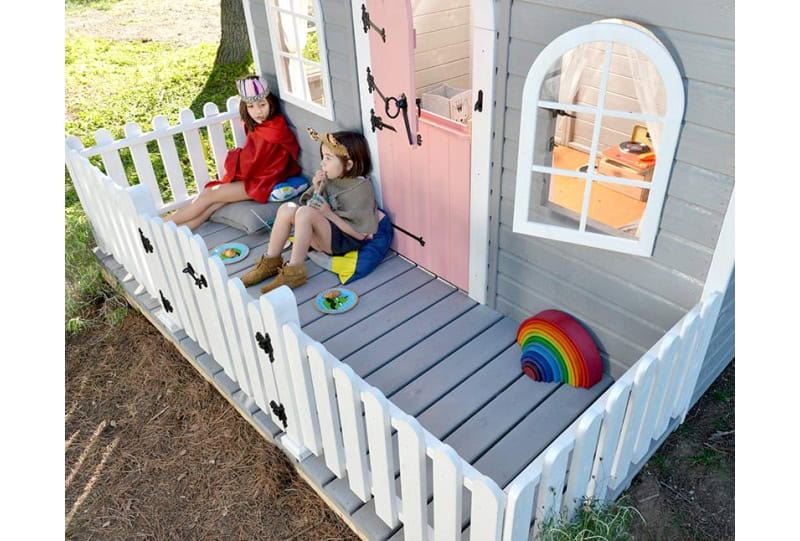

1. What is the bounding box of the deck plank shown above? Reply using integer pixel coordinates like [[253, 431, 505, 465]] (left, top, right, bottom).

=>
[[473, 374, 614, 488], [382, 315, 516, 413], [345, 291, 477, 378], [324, 278, 459, 362], [303, 267, 435, 343]]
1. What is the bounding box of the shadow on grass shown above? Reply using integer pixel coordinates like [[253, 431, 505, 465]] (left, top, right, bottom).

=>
[[189, 56, 254, 118]]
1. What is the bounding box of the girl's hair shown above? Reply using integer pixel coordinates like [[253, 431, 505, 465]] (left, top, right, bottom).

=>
[[320, 131, 373, 177], [239, 92, 281, 133]]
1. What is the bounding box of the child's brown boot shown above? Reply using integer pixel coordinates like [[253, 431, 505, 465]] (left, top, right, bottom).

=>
[[241, 255, 284, 287], [260, 262, 308, 294]]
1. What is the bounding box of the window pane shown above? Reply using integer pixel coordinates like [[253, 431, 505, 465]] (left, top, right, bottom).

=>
[[299, 0, 316, 18], [540, 42, 608, 106], [527, 171, 584, 231], [302, 23, 320, 62], [273, 10, 298, 54], [303, 62, 325, 107], [609, 43, 666, 117], [280, 56, 304, 98], [587, 181, 648, 239]]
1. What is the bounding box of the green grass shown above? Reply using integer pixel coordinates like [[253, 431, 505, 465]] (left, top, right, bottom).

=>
[[535, 497, 644, 541], [65, 31, 253, 332], [66, 0, 122, 12]]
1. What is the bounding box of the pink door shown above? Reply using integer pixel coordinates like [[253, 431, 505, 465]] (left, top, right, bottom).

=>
[[364, 0, 471, 291]]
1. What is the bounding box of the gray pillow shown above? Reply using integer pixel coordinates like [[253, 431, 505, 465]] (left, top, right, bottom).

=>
[[209, 196, 300, 234]]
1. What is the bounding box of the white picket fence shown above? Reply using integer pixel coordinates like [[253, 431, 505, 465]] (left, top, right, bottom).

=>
[[64, 99, 723, 540]]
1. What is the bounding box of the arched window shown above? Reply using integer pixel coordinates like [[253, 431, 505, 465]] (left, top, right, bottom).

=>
[[513, 20, 684, 256], [265, 0, 334, 120]]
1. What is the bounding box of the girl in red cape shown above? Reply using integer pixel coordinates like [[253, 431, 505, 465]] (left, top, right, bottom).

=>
[[165, 75, 301, 230]]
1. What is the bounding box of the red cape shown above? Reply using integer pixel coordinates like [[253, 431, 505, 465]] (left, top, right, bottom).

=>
[[208, 114, 301, 203]]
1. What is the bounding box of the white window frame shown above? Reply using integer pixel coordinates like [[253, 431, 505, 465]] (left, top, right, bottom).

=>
[[264, 0, 334, 120], [513, 21, 684, 256]]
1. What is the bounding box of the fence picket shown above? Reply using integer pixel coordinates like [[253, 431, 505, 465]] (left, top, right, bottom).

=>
[[677, 293, 723, 421], [668, 308, 702, 419], [66, 148, 112, 254], [533, 440, 572, 536], [283, 322, 323, 455], [608, 354, 657, 491], [124, 121, 165, 210], [118, 183, 159, 297], [588, 379, 633, 500], [105, 181, 139, 277], [227, 96, 245, 148], [147, 218, 195, 335], [179, 109, 211, 191], [204, 256, 239, 378], [162, 222, 208, 347], [152, 115, 189, 204], [562, 406, 604, 519], [203, 102, 229, 180], [94, 128, 129, 187], [469, 475, 505, 541], [396, 415, 429, 540], [333, 363, 371, 501], [633, 333, 680, 463], [307, 343, 346, 477], [432, 443, 463, 541], [138, 216, 183, 329], [258, 289, 305, 451], [362, 386, 400, 528], [501, 468, 539, 541], [228, 280, 276, 417]]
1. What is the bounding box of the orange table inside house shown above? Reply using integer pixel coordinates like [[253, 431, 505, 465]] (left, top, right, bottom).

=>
[[549, 146, 647, 231]]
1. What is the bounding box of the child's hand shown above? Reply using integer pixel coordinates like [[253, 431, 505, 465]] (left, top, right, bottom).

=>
[[312, 169, 327, 192]]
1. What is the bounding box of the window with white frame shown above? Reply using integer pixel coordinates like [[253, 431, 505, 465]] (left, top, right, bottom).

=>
[[513, 19, 684, 256], [265, 0, 334, 120]]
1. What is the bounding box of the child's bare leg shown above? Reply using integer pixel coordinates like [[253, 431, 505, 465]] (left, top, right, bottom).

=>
[[165, 182, 249, 229], [183, 202, 226, 230], [289, 206, 332, 266], [265, 202, 299, 258]]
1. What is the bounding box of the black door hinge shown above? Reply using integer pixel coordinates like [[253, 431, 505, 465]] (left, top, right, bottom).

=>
[[182, 262, 207, 289], [361, 4, 386, 42], [370, 108, 396, 132], [255, 331, 275, 363], [139, 228, 153, 253], [159, 290, 173, 313], [474, 89, 484, 112], [270, 400, 288, 429], [548, 136, 555, 152]]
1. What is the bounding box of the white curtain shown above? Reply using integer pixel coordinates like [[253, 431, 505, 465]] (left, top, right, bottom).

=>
[[276, 0, 310, 98], [623, 44, 665, 152]]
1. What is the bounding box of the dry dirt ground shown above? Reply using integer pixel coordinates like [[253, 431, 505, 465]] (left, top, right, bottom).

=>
[[66, 1, 734, 538]]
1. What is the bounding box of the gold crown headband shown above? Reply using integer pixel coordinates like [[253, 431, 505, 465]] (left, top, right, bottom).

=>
[[307, 127, 350, 158]]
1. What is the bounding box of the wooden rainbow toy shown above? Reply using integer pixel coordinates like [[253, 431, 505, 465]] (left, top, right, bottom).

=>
[[516, 310, 602, 389]]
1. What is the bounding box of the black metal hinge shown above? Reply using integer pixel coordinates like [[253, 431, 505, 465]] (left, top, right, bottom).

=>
[[159, 290, 173, 313], [370, 108, 396, 133], [255, 331, 275, 363], [474, 89, 484, 112], [270, 400, 288, 429], [361, 4, 386, 42], [139, 228, 153, 253], [182, 262, 207, 289]]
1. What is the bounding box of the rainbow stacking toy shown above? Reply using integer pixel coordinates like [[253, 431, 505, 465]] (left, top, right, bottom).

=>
[[516, 310, 602, 389]]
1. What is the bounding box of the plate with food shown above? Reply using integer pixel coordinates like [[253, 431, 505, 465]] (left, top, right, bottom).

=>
[[314, 287, 358, 314], [210, 242, 249, 264]]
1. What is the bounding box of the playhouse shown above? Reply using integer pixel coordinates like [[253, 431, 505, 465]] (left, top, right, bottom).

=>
[[65, 1, 734, 539]]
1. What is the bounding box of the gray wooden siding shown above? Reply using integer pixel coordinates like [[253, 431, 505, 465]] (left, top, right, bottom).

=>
[[246, 0, 363, 177], [487, 0, 735, 376], [413, 0, 472, 96], [692, 268, 735, 405]]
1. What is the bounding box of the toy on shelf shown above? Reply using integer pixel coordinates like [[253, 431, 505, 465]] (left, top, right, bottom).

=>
[[516, 309, 602, 389]]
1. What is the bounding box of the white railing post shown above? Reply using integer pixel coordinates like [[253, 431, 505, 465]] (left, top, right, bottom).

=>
[[179, 108, 211, 191], [203, 101, 229, 180], [283, 321, 324, 455], [532, 440, 572, 536], [588, 378, 633, 500], [258, 287, 309, 461], [469, 475, 505, 541], [227, 96, 246, 148], [562, 405, 604, 519], [432, 443, 464, 541], [362, 386, 400, 528], [152, 115, 190, 204], [124, 121, 165, 210], [307, 342, 347, 477], [501, 470, 540, 541], [94, 128, 129, 187], [396, 414, 430, 540], [333, 363, 371, 501]]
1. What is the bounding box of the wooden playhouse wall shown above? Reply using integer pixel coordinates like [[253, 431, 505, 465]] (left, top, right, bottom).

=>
[[487, 0, 735, 379]]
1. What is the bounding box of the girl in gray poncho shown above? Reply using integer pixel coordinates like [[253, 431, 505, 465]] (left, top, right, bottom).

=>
[[242, 130, 379, 294]]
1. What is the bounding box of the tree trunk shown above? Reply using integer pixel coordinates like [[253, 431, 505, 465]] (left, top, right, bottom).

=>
[[215, 0, 252, 65]]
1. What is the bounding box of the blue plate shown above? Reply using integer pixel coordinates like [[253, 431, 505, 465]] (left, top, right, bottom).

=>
[[315, 288, 358, 314], [211, 242, 249, 264]]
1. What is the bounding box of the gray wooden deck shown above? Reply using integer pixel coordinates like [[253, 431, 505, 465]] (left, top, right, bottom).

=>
[[99, 219, 613, 540]]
